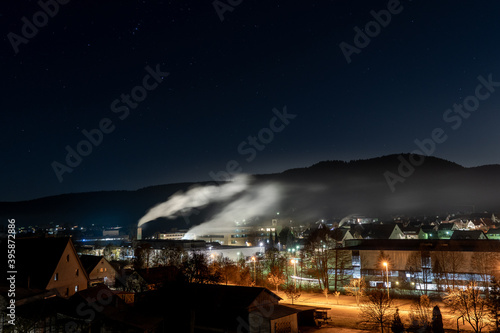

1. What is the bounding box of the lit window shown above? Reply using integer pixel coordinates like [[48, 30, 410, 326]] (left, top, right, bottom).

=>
[[54, 273, 59, 281], [100, 268, 104, 273], [104, 268, 107, 272], [75, 285, 79, 292]]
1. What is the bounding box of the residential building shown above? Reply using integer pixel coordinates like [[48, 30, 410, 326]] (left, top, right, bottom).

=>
[[4, 237, 89, 298], [79, 255, 118, 287]]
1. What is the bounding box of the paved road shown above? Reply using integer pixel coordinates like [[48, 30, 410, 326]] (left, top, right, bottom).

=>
[[278, 292, 484, 332]]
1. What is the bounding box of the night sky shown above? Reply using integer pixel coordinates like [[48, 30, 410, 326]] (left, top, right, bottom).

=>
[[2, 0, 500, 202]]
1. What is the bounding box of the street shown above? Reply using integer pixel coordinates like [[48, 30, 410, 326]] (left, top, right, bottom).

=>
[[278, 292, 485, 332]]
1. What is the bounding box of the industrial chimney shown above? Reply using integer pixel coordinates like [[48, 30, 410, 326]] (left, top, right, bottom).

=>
[[137, 227, 142, 240]]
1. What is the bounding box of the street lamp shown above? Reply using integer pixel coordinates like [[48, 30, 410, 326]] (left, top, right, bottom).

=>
[[383, 262, 389, 299], [251, 256, 256, 283], [291, 259, 298, 290]]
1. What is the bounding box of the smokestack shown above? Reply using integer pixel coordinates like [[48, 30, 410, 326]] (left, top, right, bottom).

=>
[[137, 227, 142, 240]]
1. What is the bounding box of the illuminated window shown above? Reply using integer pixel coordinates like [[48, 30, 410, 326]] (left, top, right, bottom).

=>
[[75, 285, 79, 292], [100, 268, 104, 273], [54, 273, 58, 281], [104, 268, 107, 272]]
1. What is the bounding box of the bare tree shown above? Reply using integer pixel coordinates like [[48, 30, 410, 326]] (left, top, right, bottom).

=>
[[409, 294, 432, 330], [284, 284, 301, 305], [445, 282, 489, 333], [471, 252, 500, 290], [359, 290, 394, 333], [345, 277, 367, 306], [267, 270, 285, 293], [432, 251, 464, 290], [303, 227, 350, 292], [406, 251, 431, 294]]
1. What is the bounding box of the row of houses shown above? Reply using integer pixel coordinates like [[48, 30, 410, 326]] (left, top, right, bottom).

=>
[[329, 220, 500, 243], [0, 237, 325, 332]]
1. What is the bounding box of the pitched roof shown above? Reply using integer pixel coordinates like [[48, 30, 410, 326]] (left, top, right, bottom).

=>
[[450, 230, 487, 240], [184, 284, 281, 310], [4, 237, 73, 290], [262, 304, 301, 320], [79, 255, 104, 274], [400, 226, 421, 234], [357, 224, 398, 239]]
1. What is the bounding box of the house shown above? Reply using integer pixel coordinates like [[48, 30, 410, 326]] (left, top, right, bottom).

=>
[[124, 266, 179, 292], [353, 223, 404, 240], [333, 228, 357, 244], [67, 285, 163, 332], [450, 230, 488, 240], [486, 228, 500, 240], [436, 223, 457, 239], [135, 283, 304, 333], [399, 226, 426, 239], [420, 225, 438, 239], [0, 285, 162, 332], [3, 237, 89, 298], [79, 255, 118, 287]]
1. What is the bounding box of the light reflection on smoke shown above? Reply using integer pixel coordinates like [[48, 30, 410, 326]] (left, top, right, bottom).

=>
[[184, 182, 281, 239], [137, 175, 282, 235], [138, 174, 251, 227]]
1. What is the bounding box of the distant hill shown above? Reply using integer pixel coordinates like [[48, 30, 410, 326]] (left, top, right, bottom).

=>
[[2, 154, 500, 233]]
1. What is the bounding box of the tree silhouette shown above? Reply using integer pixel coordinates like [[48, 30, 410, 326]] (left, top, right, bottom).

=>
[[431, 305, 444, 333], [391, 308, 405, 333]]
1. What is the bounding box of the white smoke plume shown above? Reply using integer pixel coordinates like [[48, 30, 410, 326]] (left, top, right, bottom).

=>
[[138, 174, 252, 227], [184, 182, 281, 238]]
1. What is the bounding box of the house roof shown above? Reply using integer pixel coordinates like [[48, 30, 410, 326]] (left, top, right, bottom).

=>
[[262, 304, 301, 320], [356, 224, 399, 239], [79, 255, 104, 274], [400, 226, 421, 234], [4, 237, 81, 290], [184, 284, 282, 310], [450, 230, 487, 240], [487, 228, 500, 235]]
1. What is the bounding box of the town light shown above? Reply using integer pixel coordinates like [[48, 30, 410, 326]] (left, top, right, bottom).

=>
[[251, 256, 256, 283], [291, 259, 298, 289], [383, 262, 389, 299]]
